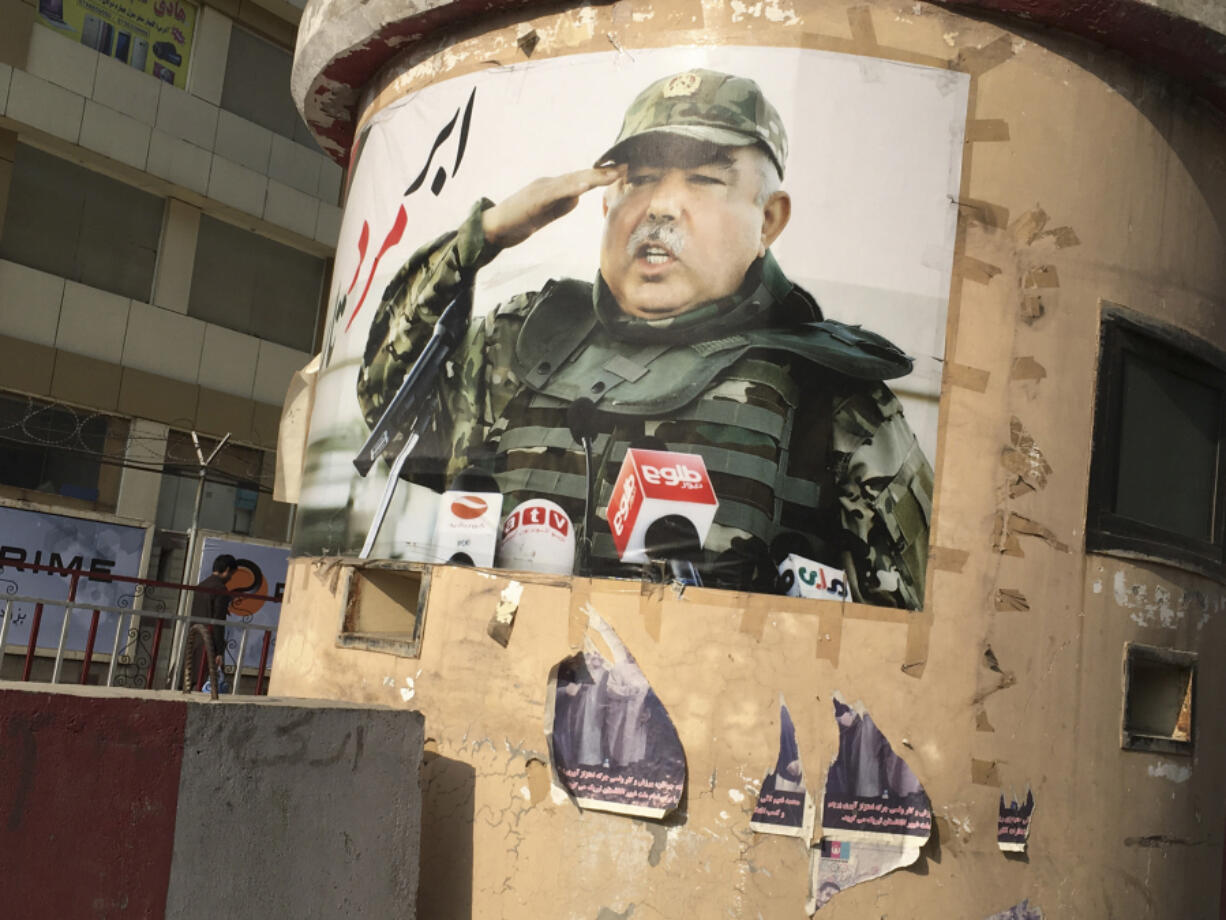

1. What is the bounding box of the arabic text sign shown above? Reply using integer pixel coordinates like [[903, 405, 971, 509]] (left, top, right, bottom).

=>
[[36, 0, 197, 89]]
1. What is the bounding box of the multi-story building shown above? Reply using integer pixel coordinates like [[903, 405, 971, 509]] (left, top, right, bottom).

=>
[[0, 0, 336, 671]]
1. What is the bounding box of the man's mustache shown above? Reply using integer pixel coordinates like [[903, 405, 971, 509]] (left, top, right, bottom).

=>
[[626, 218, 686, 259]]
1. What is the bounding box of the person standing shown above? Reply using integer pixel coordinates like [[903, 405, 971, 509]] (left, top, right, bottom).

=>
[[192, 553, 237, 677]]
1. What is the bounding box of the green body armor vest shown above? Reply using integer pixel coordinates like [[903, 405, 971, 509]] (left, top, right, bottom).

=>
[[487, 278, 913, 585]]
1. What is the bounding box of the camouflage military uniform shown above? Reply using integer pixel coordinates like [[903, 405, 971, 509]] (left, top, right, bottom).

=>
[[357, 199, 933, 609]]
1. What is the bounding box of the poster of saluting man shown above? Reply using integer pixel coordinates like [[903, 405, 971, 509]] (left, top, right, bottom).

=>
[[297, 46, 968, 612]]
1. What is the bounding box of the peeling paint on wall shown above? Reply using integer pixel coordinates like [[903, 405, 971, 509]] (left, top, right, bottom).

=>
[[994, 588, 1029, 611], [993, 512, 1069, 556], [1146, 760, 1191, 783], [1001, 417, 1052, 497], [729, 0, 801, 25], [1111, 570, 1217, 629], [487, 580, 524, 646]]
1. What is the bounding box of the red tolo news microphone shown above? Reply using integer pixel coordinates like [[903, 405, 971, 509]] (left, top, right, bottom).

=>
[[606, 448, 719, 565]]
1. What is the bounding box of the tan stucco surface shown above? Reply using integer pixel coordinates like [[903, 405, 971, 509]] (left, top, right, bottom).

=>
[[274, 2, 1226, 916]]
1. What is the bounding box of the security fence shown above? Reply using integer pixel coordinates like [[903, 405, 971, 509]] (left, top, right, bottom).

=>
[[0, 562, 276, 694]]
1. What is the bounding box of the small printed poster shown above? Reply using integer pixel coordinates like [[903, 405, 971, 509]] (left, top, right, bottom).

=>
[[546, 606, 685, 819], [750, 697, 815, 839], [37, 0, 198, 90]]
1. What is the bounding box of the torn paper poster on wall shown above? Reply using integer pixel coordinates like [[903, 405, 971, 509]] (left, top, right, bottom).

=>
[[986, 899, 1043, 919], [807, 693, 932, 913], [750, 696, 816, 839], [998, 789, 1035, 852], [545, 607, 685, 819], [486, 580, 523, 647]]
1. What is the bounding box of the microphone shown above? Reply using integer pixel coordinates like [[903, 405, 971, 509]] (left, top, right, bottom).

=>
[[776, 551, 849, 600], [432, 467, 503, 567], [644, 515, 704, 587], [567, 397, 604, 445], [497, 498, 576, 575], [606, 446, 718, 565], [567, 397, 606, 578]]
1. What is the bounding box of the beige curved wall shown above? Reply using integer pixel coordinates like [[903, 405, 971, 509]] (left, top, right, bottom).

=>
[[273, 2, 1226, 917]]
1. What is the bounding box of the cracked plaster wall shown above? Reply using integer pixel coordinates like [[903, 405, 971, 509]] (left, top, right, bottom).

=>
[[273, 1, 1226, 916]]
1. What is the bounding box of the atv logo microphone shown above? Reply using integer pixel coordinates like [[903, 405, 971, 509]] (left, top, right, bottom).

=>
[[497, 499, 575, 575], [607, 448, 718, 563]]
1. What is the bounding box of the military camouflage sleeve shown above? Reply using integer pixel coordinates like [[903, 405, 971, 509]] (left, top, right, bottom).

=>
[[356, 198, 500, 428], [831, 384, 933, 610]]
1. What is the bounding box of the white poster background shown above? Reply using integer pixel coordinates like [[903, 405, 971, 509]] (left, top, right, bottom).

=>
[[194, 535, 288, 670], [303, 46, 969, 556], [0, 505, 148, 654]]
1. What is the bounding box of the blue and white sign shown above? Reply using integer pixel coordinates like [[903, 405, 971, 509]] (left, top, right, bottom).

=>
[[194, 535, 289, 670], [0, 505, 148, 653]]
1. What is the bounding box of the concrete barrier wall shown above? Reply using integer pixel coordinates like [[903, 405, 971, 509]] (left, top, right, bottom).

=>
[[0, 684, 423, 919]]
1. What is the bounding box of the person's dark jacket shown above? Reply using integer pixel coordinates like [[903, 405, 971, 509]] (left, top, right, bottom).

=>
[[191, 572, 230, 665]]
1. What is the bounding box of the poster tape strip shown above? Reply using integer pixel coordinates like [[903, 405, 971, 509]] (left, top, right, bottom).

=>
[[957, 197, 1011, 229], [847, 6, 878, 51], [568, 580, 591, 648], [971, 758, 1001, 786], [956, 35, 1015, 76], [945, 362, 991, 392], [842, 604, 910, 624], [929, 545, 970, 573], [816, 606, 842, 665], [639, 584, 662, 642], [955, 254, 1002, 285], [739, 605, 766, 640], [964, 119, 1011, 142], [1010, 357, 1047, 381], [902, 609, 932, 679]]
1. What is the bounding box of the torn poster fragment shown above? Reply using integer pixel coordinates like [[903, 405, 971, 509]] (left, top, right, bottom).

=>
[[486, 580, 523, 647], [545, 607, 685, 819], [807, 693, 932, 913], [998, 788, 1035, 852], [986, 899, 1043, 919], [751, 696, 815, 838]]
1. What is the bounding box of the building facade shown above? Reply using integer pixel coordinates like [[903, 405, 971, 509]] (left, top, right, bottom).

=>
[[0, 0, 335, 667]]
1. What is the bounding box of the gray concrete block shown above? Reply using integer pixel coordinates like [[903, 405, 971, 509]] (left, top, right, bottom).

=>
[[168, 701, 422, 920]]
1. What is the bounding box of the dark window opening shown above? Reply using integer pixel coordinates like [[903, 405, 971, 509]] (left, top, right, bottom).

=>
[[0, 393, 127, 507], [1122, 642, 1194, 756], [220, 26, 320, 151], [188, 214, 325, 352], [0, 144, 163, 301], [1087, 308, 1226, 579]]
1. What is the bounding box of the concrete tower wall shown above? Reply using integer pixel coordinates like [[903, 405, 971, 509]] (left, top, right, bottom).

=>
[[276, 1, 1226, 917]]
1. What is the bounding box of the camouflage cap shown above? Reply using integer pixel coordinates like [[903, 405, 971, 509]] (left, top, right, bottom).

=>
[[597, 69, 788, 177]]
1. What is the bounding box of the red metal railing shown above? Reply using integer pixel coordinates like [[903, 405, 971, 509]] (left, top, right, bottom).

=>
[[0, 560, 280, 694]]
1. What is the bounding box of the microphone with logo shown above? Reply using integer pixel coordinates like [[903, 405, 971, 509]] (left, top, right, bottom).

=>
[[606, 446, 719, 585], [496, 498, 576, 575], [432, 468, 504, 566], [772, 532, 849, 600], [643, 515, 705, 587]]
